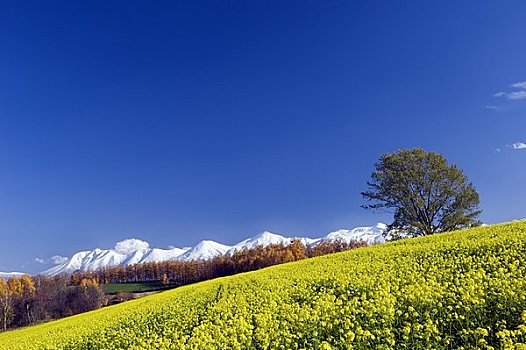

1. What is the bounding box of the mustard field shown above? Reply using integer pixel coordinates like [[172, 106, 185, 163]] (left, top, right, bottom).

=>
[[1, 221, 526, 349]]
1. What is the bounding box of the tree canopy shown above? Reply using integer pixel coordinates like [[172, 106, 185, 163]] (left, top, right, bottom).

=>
[[362, 148, 481, 237]]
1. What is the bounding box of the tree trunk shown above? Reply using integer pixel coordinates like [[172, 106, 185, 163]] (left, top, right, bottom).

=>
[[2, 303, 6, 332], [2, 295, 7, 332], [26, 302, 32, 325]]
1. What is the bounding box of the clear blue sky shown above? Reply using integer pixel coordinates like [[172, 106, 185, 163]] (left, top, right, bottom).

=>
[[1, 1, 525, 273]]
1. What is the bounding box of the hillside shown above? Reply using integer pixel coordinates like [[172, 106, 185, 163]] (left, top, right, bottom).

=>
[[1, 221, 526, 349]]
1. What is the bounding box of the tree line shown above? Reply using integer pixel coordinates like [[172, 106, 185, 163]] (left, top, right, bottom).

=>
[[0, 238, 366, 331], [71, 239, 367, 285], [0, 275, 105, 332]]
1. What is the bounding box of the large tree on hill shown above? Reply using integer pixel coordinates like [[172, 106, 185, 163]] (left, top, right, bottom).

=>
[[361, 148, 481, 238]]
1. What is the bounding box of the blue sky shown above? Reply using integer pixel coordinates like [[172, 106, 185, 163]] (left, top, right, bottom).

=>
[[1, 1, 525, 273]]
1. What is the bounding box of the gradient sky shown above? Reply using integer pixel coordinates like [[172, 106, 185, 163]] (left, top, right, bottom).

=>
[[1, 1, 525, 273]]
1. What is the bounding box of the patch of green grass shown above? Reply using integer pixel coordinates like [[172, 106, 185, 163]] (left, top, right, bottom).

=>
[[102, 281, 167, 293]]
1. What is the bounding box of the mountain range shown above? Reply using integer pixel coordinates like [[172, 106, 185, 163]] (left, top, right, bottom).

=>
[[0, 272, 25, 280], [1, 223, 387, 278]]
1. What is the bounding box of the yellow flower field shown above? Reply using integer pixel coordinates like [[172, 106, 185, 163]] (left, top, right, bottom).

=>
[[1, 222, 526, 349]]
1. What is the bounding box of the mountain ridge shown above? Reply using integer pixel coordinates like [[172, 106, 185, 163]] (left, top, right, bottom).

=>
[[32, 223, 386, 276], [0, 272, 25, 280]]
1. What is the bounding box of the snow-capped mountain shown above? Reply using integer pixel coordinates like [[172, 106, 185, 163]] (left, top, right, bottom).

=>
[[0, 272, 25, 280], [141, 247, 190, 264], [228, 231, 292, 254], [43, 246, 191, 276], [321, 223, 387, 245], [120, 247, 189, 266], [43, 249, 126, 276], [180, 240, 232, 261], [42, 223, 386, 276]]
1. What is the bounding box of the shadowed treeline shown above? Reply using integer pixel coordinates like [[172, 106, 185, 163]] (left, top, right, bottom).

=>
[[0, 276, 105, 332]]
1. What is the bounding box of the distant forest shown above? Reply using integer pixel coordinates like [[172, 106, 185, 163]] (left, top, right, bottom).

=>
[[1, 239, 367, 331]]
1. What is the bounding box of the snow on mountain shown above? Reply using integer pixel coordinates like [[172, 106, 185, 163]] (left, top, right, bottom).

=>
[[120, 247, 190, 265], [0, 272, 25, 280], [321, 223, 387, 245], [298, 237, 320, 246], [43, 250, 127, 276], [83, 249, 128, 271], [180, 240, 232, 261], [42, 251, 87, 276], [120, 248, 150, 266], [43, 246, 190, 276], [140, 247, 189, 263], [42, 223, 388, 276], [228, 231, 291, 254]]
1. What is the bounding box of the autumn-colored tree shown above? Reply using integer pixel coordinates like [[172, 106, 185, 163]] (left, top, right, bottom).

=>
[[289, 240, 307, 260], [0, 278, 22, 331], [162, 273, 170, 286], [7, 278, 22, 296], [79, 278, 98, 289], [20, 275, 36, 325]]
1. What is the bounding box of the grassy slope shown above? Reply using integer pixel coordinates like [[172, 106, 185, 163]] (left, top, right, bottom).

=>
[[103, 281, 167, 293], [1, 221, 526, 349]]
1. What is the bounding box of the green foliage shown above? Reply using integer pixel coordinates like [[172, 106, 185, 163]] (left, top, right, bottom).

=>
[[1, 221, 526, 349], [362, 148, 481, 237]]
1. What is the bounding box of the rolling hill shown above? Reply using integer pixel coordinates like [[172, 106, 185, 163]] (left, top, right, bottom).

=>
[[1, 221, 525, 349]]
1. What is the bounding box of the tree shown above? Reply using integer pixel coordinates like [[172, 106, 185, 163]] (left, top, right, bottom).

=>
[[362, 148, 481, 237], [19, 275, 36, 326], [0, 278, 22, 331], [162, 273, 170, 286], [0, 278, 12, 331], [289, 240, 307, 260]]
